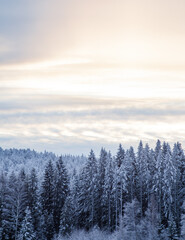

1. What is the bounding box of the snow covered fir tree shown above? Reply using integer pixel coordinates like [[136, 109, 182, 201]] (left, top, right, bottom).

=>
[[0, 140, 185, 240]]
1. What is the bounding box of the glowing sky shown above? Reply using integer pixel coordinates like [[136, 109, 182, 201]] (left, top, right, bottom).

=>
[[0, 0, 185, 155]]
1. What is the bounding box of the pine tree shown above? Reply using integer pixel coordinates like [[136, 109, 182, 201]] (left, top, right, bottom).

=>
[[43, 212, 54, 240], [180, 201, 185, 240], [155, 140, 162, 161], [154, 148, 164, 229], [163, 145, 175, 217], [136, 141, 147, 216], [77, 150, 98, 229], [140, 194, 159, 240], [115, 144, 125, 168], [59, 194, 74, 236], [2, 171, 28, 240], [53, 156, 69, 234], [143, 143, 152, 212], [70, 170, 80, 230], [18, 207, 35, 240], [167, 214, 179, 240], [0, 173, 7, 239], [97, 148, 108, 228], [113, 161, 120, 231], [101, 152, 114, 231], [27, 168, 40, 233], [41, 160, 55, 215], [172, 142, 185, 234], [126, 146, 136, 202], [41, 160, 55, 240], [1, 172, 17, 240], [122, 199, 141, 240]]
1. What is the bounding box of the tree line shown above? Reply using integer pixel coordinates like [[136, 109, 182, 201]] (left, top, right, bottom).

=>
[[0, 140, 185, 240]]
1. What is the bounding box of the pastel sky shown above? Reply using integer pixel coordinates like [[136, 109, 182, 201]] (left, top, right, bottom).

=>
[[0, 0, 185, 155]]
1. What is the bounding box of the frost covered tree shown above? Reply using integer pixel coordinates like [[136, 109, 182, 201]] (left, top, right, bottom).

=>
[[154, 149, 164, 229], [27, 168, 40, 233], [113, 145, 127, 230], [2, 171, 28, 240], [1, 140, 185, 238], [115, 144, 125, 168], [113, 162, 121, 231], [41, 160, 55, 240], [59, 194, 74, 236], [18, 207, 35, 240], [101, 152, 114, 231], [136, 141, 147, 216], [121, 199, 141, 240], [77, 150, 98, 229], [163, 144, 176, 234], [126, 146, 137, 203], [41, 160, 55, 215], [53, 156, 69, 234], [180, 201, 185, 240], [0, 173, 7, 239], [97, 148, 108, 228], [172, 142, 185, 234], [140, 194, 159, 240]]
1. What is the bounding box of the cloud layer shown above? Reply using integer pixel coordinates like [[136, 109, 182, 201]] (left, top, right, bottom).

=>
[[1, 1, 185, 154], [1, 91, 185, 154]]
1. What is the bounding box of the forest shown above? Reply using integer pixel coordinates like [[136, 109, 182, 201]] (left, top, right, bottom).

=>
[[0, 140, 185, 240]]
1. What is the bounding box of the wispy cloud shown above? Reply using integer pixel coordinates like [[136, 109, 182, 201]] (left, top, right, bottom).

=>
[[1, 0, 185, 154], [0, 93, 185, 154]]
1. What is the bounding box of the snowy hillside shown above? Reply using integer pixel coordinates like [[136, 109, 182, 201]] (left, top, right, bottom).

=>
[[0, 140, 185, 240], [0, 147, 86, 178]]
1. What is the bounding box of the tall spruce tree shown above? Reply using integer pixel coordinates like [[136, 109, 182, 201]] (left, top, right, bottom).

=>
[[27, 168, 40, 233], [122, 199, 141, 240], [77, 150, 98, 229], [18, 207, 35, 240], [115, 144, 125, 168], [53, 156, 69, 234], [101, 152, 114, 231], [41, 160, 55, 240], [163, 144, 177, 238], [97, 148, 108, 228], [59, 194, 74, 236], [136, 141, 147, 216], [180, 201, 185, 240], [0, 173, 7, 239], [172, 142, 185, 234]]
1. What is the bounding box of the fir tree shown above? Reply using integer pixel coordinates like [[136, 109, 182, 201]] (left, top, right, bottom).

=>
[[163, 145, 176, 222], [41, 160, 55, 240], [122, 199, 141, 240], [180, 201, 185, 240], [101, 152, 114, 231], [0, 173, 7, 239], [136, 141, 147, 216], [141, 194, 159, 240], [115, 144, 125, 168], [27, 168, 40, 233], [18, 207, 35, 240], [59, 194, 74, 236], [53, 156, 69, 234], [77, 150, 98, 229], [41, 160, 55, 215], [97, 148, 108, 228]]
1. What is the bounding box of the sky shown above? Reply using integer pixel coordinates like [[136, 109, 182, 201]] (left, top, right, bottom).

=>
[[0, 0, 185, 155]]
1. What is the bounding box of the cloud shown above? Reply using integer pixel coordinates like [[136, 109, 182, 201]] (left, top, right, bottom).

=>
[[1, 0, 185, 154], [0, 94, 185, 119], [0, 92, 185, 154]]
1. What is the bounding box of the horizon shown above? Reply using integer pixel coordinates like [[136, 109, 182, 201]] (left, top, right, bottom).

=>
[[0, 139, 182, 158]]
